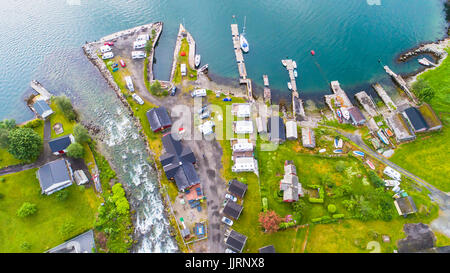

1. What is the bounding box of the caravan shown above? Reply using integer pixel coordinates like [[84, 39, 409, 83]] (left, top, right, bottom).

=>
[[132, 51, 146, 59], [180, 63, 187, 76], [383, 166, 401, 181], [191, 88, 207, 98], [100, 45, 112, 53], [102, 52, 114, 60], [124, 76, 134, 92], [133, 40, 146, 49], [136, 34, 150, 41]]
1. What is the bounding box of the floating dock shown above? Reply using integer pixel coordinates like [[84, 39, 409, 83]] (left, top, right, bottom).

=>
[[30, 80, 52, 101], [230, 23, 253, 100], [372, 83, 397, 111], [355, 91, 378, 117], [281, 59, 305, 120], [262, 75, 271, 104], [383, 66, 417, 103], [281, 59, 298, 92]]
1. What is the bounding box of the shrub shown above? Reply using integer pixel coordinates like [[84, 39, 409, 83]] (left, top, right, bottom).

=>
[[23, 119, 43, 129], [328, 204, 337, 213], [262, 197, 268, 212], [258, 210, 282, 233], [54, 96, 77, 121], [17, 202, 37, 218], [73, 124, 90, 144], [67, 142, 85, 159], [332, 214, 345, 219], [8, 128, 42, 161], [0, 177, 6, 183], [368, 171, 384, 188], [336, 161, 346, 172], [56, 189, 69, 201]]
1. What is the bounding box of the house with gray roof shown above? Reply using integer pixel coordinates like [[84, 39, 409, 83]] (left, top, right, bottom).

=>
[[394, 196, 418, 217], [225, 230, 247, 253], [228, 179, 248, 199], [37, 159, 73, 195], [47, 230, 95, 253], [146, 107, 172, 132], [403, 107, 428, 133], [160, 133, 199, 191], [33, 100, 54, 119], [223, 200, 243, 220], [259, 245, 276, 253], [48, 134, 74, 155], [267, 116, 286, 144], [348, 107, 366, 126]]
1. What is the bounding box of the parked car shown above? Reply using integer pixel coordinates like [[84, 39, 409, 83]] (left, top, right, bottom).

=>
[[119, 59, 126, 67], [104, 41, 114, 46], [225, 248, 236, 253], [112, 67, 119, 72], [199, 110, 210, 119], [221, 216, 233, 226], [170, 86, 177, 96], [225, 193, 237, 202], [132, 94, 144, 105]]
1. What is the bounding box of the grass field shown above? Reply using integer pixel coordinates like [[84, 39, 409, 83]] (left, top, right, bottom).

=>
[[390, 48, 450, 192], [49, 100, 76, 139], [0, 168, 100, 252], [173, 38, 197, 84]]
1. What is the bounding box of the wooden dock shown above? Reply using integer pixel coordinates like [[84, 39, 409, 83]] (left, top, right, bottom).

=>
[[262, 75, 271, 103], [355, 91, 378, 117], [383, 65, 417, 103], [372, 83, 397, 111], [330, 81, 353, 108], [230, 23, 253, 101], [30, 80, 52, 101], [281, 59, 298, 92]]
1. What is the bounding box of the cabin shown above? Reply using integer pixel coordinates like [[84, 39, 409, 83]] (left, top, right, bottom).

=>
[[131, 51, 146, 59], [232, 157, 257, 173], [33, 100, 53, 119], [285, 120, 298, 140], [48, 134, 74, 155], [231, 103, 251, 118], [223, 200, 243, 220], [234, 120, 253, 134], [225, 230, 247, 253], [37, 159, 73, 195], [403, 107, 428, 133], [181, 63, 187, 76], [301, 127, 315, 148], [386, 113, 416, 142], [47, 230, 95, 253], [228, 179, 248, 199], [267, 116, 286, 144], [259, 245, 276, 253], [146, 107, 172, 132], [159, 134, 199, 192], [394, 196, 418, 217], [348, 107, 366, 126], [418, 103, 442, 131]]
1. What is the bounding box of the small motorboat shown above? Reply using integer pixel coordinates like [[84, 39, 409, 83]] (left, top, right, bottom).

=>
[[281, 60, 287, 67], [319, 148, 326, 153], [194, 54, 201, 68], [198, 64, 208, 73], [240, 16, 250, 53], [334, 137, 339, 148], [353, 151, 365, 157], [336, 109, 343, 123], [294, 69, 298, 78], [292, 61, 297, 69], [333, 149, 343, 154], [287, 82, 292, 90], [366, 160, 375, 170]]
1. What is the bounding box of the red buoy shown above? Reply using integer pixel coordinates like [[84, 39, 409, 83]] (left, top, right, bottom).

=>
[[180, 51, 186, 56], [310, 50, 316, 56]]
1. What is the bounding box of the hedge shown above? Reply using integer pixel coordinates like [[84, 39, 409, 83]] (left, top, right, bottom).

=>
[[332, 214, 345, 219]]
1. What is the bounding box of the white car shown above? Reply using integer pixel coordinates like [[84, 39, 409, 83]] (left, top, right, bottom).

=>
[[102, 52, 114, 60], [132, 94, 144, 105], [225, 193, 237, 202], [221, 216, 233, 226], [225, 248, 236, 253]]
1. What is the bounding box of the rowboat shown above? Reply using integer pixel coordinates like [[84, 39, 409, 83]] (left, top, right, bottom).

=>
[[366, 160, 375, 170], [333, 149, 343, 154], [353, 151, 364, 157]]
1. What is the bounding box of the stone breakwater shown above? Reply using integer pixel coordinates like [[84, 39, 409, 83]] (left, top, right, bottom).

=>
[[82, 24, 179, 252]]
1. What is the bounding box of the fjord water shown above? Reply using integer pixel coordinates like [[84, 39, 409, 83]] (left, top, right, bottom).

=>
[[0, 0, 447, 252]]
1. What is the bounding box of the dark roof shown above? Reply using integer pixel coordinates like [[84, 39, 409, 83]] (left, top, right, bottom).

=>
[[223, 200, 243, 219], [146, 107, 172, 132], [33, 100, 53, 117], [395, 196, 418, 216], [160, 134, 199, 191], [398, 223, 436, 253], [267, 116, 286, 142], [404, 107, 428, 131], [48, 135, 72, 153], [259, 245, 276, 253], [225, 230, 247, 253], [348, 107, 366, 124], [417, 246, 450, 253], [47, 230, 95, 253], [37, 159, 72, 194], [228, 179, 248, 199]]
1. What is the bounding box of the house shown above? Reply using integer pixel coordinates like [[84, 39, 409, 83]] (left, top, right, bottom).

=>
[[181, 63, 187, 76], [285, 120, 298, 140], [33, 100, 53, 119], [37, 159, 73, 195], [301, 127, 315, 148], [48, 134, 74, 155], [199, 120, 215, 135], [232, 157, 257, 173], [386, 113, 416, 142], [394, 196, 418, 216], [159, 134, 200, 192], [279, 161, 303, 202], [47, 230, 95, 253], [234, 120, 253, 134], [146, 107, 172, 132], [418, 103, 442, 131], [403, 107, 428, 133], [258, 245, 276, 253], [267, 116, 286, 143], [347, 107, 366, 126], [223, 200, 243, 220], [255, 117, 267, 134], [228, 179, 248, 199], [225, 230, 247, 253], [231, 103, 251, 118]]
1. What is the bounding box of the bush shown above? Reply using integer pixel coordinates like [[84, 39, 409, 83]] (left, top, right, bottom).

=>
[[67, 142, 85, 159], [0, 177, 6, 183], [262, 197, 268, 212], [55, 189, 69, 201], [332, 214, 345, 219], [336, 161, 346, 172], [73, 124, 90, 144], [368, 171, 385, 188], [328, 204, 337, 213], [8, 128, 42, 161], [54, 96, 77, 121], [23, 119, 43, 129], [17, 202, 37, 218]]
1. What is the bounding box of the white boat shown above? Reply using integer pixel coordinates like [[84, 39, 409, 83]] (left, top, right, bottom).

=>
[[240, 16, 249, 53], [195, 54, 201, 68], [418, 58, 430, 66], [292, 61, 297, 69], [294, 69, 298, 78], [341, 108, 350, 120], [199, 64, 208, 73], [287, 82, 292, 90], [337, 139, 343, 148], [281, 60, 287, 67], [124, 76, 134, 92]]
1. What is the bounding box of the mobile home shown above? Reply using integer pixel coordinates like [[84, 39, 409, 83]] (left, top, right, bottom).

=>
[[132, 51, 146, 59], [124, 76, 134, 92]]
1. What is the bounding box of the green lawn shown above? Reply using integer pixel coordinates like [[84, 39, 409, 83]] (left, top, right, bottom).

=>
[[49, 100, 76, 138], [0, 168, 100, 252], [173, 38, 197, 84], [390, 48, 450, 192]]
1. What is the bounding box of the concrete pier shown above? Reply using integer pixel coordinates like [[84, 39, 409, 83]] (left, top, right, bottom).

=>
[[355, 91, 378, 117], [262, 75, 271, 104], [30, 80, 52, 101], [372, 83, 397, 111], [170, 24, 196, 82], [230, 23, 253, 101], [383, 65, 417, 103], [281, 59, 298, 92]]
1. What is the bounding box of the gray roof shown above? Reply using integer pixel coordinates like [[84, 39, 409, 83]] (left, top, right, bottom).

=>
[[47, 230, 95, 253], [146, 107, 172, 132], [223, 200, 243, 219], [394, 196, 418, 216], [48, 135, 72, 153], [404, 107, 428, 132], [398, 223, 436, 253], [267, 116, 286, 142], [33, 100, 53, 118], [160, 134, 199, 191], [348, 107, 366, 124], [37, 159, 72, 195], [228, 179, 248, 199], [225, 230, 247, 253]]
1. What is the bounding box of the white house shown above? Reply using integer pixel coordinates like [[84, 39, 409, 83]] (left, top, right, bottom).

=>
[[234, 120, 253, 134], [286, 120, 298, 140], [232, 103, 251, 118], [383, 166, 401, 181], [232, 157, 257, 173]]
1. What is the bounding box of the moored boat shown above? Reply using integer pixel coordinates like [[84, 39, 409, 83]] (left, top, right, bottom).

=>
[[334, 137, 339, 148], [195, 54, 201, 68], [292, 61, 297, 69], [240, 16, 249, 53], [353, 151, 364, 157], [319, 148, 326, 153], [287, 82, 292, 90], [377, 129, 389, 145], [337, 139, 343, 148], [294, 69, 298, 78], [333, 149, 343, 154]]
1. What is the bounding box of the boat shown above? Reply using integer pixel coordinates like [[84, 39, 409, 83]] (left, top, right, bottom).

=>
[[294, 69, 298, 78], [287, 82, 292, 90], [281, 60, 287, 67], [334, 138, 343, 149], [418, 57, 431, 66], [334, 137, 339, 148], [341, 108, 350, 120], [198, 64, 208, 73], [353, 151, 365, 157], [319, 148, 326, 153], [195, 54, 201, 68], [337, 139, 343, 148], [384, 128, 393, 137], [377, 129, 389, 145], [240, 16, 249, 53], [333, 149, 343, 154], [292, 61, 297, 69], [366, 160, 375, 170]]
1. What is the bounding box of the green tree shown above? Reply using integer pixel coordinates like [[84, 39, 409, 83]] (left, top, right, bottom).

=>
[[17, 202, 37, 218], [56, 189, 69, 201], [0, 119, 16, 130], [328, 204, 337, 213], [73, 124, 90, 144], [0, 128, 10, 149], [54, 96, 77, 121], [368, 171, 385, 188], [150, 80, 163, 96], [8, 128, 42, 161], [145, 39, 153, 54], [336, 161, 346, 172], [66, 142, 84, 158], [413, 79, 435, 103]]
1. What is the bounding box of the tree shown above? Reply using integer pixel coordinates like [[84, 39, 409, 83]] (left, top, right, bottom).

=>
[[0, 128, 10, 149], [54, 96, 77, 121], [0, 119, 16, 130], [150, 80, 163, 96], [368, 171, 384, 188], [258, 210, 282, 233], [413, 79, 435, 103], [73, 124, 90, 144], [336, 161, 346, 172], [66, 142, 84, 158], [145, 39, 153, 54], [328, 204, 337, 213], [17, 202, 37, 218], [8, 128, 42, 161]]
